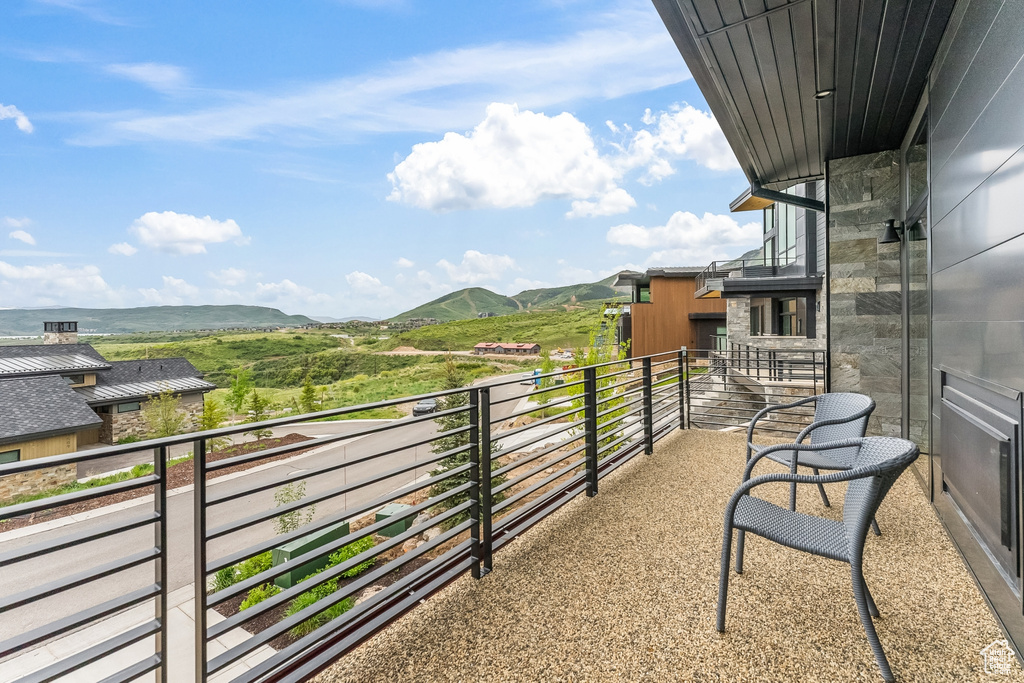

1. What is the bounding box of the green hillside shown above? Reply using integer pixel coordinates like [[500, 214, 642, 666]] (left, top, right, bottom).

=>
[[390, 276, 626, 322], [0, 305, 317, 336]]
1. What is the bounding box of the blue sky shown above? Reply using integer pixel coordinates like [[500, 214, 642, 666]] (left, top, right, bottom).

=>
[[0, 0, 761, 319]]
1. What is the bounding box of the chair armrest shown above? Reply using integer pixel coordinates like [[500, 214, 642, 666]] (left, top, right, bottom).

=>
[[794, 402, 876, 444], [742, 438, 866, 483], [746, 395, 821, 454]]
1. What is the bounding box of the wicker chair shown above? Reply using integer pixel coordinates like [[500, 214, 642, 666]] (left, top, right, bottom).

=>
[[747, 393, 875, 514], [718, 437, 919, 682]]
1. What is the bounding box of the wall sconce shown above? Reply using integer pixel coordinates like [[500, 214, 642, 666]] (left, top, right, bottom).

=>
[[878, 219, 903, 244]]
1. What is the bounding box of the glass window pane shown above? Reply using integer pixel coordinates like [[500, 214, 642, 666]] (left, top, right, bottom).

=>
[[0, 449, 20, 464]]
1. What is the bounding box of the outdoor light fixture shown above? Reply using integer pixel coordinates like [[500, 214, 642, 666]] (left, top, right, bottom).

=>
[[878, 219, 903, 244], [906, 221, 927, 241], [814, 88, 835, 100]]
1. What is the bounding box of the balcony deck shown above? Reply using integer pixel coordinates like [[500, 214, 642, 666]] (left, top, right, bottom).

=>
[[317, 429, 1022, 682]]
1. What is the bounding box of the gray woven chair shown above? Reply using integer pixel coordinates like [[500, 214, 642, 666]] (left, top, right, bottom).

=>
[[747, 393, 875, 514], [718, 437, 919, 682]]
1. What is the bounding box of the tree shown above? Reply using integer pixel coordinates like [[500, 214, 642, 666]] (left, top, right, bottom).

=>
[[141, 388, 187, 439], [273, 481, 315, 535], [537, 351, 556, 405], [567, 311, 630, 455], [245, 389, 274, 440], [199, 398, 231, 452], [299, 374, 317, 414], [428, 354, 505, 525], [227, 368, 253, 417]]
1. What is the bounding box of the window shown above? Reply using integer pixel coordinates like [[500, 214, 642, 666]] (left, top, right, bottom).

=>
[[0, 449, 20, 464], [750, 298, 768, 336], [777, 198, 798, 265], [750, 297, 809, 337], [117, 402, 141, 413], [65, 374, 85, 385], [763, 206, 774, 235], [635, 284, 651, 303]]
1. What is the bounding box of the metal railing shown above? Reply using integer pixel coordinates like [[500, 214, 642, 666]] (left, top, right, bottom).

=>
[[0, 349, 690, 682], [695, 255, 798, 293]]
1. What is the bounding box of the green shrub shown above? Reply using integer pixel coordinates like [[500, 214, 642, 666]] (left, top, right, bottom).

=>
[[240, 583, 281, 610], [236, 552, 273, 582], [117, 435, 142, 444], [213, 566, 237, 592], [329, 536, 375, 578], [285, 575, 353, 636]]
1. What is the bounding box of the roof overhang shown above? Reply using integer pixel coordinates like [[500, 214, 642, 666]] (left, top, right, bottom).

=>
[[651, 0, 956, 190], [696, 275, 823, 299]]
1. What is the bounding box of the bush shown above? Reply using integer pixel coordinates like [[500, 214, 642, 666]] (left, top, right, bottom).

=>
[[213, 566, 237, 592], [285, 575, 353, 636], [117, 435, 142, 444], [240, 583, 281, 611], [236, 551, 273, 583], [329, 536, 375, 578]]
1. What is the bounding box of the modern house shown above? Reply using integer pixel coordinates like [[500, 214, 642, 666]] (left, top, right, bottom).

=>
[[653, 0, 1024, 656], [613, 267, 728, 356], [0, 322, 214, 498], [473, 342, 541, 355]]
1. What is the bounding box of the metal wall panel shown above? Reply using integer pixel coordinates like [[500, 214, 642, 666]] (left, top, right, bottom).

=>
[[931, 0, 1024, 175], [933, 236, 1024, 324], [933, 146, 1024, 272], [928, 0, 998, 123]]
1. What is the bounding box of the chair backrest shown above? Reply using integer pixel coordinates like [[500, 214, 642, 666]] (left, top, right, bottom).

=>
[[809, 393, 875, 464], [842, 437, 920, 553]]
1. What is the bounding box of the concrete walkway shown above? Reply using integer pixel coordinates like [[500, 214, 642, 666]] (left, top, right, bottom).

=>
[[315, 429, 1024, 683]]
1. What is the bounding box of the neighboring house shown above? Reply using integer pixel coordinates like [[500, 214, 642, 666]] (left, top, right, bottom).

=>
[[694, 183, 827, 353], [0, 321, 214, 467], [473, 343, 541, 355], [653, 0, 1024, 656], [613, 268, 728, 357]]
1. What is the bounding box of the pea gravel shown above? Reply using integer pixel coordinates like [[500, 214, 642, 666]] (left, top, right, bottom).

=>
[[316, 429, 1023, 682]]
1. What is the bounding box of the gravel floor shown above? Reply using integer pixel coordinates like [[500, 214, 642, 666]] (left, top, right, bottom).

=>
[[316, 429, 1023, 682]]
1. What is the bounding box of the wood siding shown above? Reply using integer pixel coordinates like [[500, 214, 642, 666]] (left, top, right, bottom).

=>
[[3, 432, 78, 461], [629, 277, 727, 357]]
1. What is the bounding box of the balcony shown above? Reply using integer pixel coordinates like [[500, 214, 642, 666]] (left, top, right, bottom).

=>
[[695, 256, 822, 300], [0, 351, 1016, 681]]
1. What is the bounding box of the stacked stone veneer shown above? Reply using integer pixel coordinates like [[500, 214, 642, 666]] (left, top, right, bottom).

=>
[[0, 464, 76, 503], [108, 393, 204, 443], [828, 150, 902, 437], [726, 295, 827, 351]]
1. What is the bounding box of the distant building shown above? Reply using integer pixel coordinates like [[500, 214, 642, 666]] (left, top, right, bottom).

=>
[[473, 342, 541, 356], [477, 312, 497, 318]]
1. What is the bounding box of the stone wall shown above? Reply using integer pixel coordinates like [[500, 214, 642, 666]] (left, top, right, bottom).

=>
[[109, 393, 205, 443], [0, 464, 76, 503], [726, 294, 827, 351], [827, 150, 902, 437]]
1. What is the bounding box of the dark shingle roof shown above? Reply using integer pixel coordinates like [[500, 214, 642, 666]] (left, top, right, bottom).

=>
[[95, 358, 203, 386], [0, 376, 103, 445]]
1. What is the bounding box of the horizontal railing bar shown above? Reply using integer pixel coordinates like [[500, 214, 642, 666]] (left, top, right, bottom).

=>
[[491, 407, 579, 437], [95, 654, 161, 683], [695, 412, 812, 427], [497, 393, 579, 423], [0, 512, 159, 568], [597, 424, 645, 457], [0, 475, 159, 522], [596, 395, 643, 421], [595, 384, 644, 408], [235, 540, 475, 683], [206, 451, 472, 540], [493, 457, 587, 513], [17, 619, 161, 683], [207, 480, 472, 607], [210, 516, 474, 674], [493, 440, 586, 478], [490, 421, 582, 460], [207, 466, 469, 575], [0, 584, 160, 658], [593, 375, 641, 394], [492, 447, 587, 496], [494, 473, 588, 539], [0, 547, 159, 613], [488, 378, 586, 406], [596, 403, 645, 432], [207, 433, 471, 506]]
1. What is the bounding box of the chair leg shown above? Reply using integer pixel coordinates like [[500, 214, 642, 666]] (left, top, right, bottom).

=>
[[717, 524, 733, 632], [851, 564, 894, 682], [811, 468, 831, 507], [871, 518, 882, 536], [861, 576, 880, 618], [735, 529, 746, 574]]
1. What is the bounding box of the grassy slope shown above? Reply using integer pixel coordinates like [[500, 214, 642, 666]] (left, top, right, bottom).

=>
[[0, 305, 316, 335], [377, 308, 602, 352]]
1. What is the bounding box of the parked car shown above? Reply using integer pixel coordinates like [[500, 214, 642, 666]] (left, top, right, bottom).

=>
[[413, 398, 437, 416]]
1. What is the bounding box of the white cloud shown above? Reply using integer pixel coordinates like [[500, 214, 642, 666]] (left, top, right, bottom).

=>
[[614, 104, 738, 180], [606, 211, 762, 266], [106, 63, 188, 93], [437, 250, 516, 284], [208, 267, 248, 286], [138, 275, 200, 306], [75, 6, 686, 144], [254, 279, 333, 308], [0, 104, 33, 134], [345, 271, 383, 293], [108, 242, 138, 256], [4, 217, 31, 229], [395, 257, 414, 268], [129, 211, 246, 254], [32, 0, 129, 25], [9, 230, 36, 245], [0, 260, 114, 307], [389, 103, 631, 215], [567, 188, 637, 219]]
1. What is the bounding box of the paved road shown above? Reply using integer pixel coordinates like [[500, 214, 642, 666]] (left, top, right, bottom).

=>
[[0, 375, 531, 643]]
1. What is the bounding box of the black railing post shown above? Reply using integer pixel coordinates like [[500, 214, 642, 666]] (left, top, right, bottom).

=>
[[677, 347, 686, 430], [642, 357, 654, 454], [155, 444, 167, 683], [479, 386, 493, 575], [583, 366, 599, 496], [193, 437, 207, 683], [684, 348, 692, 429], [468, 388, 481, 580]]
